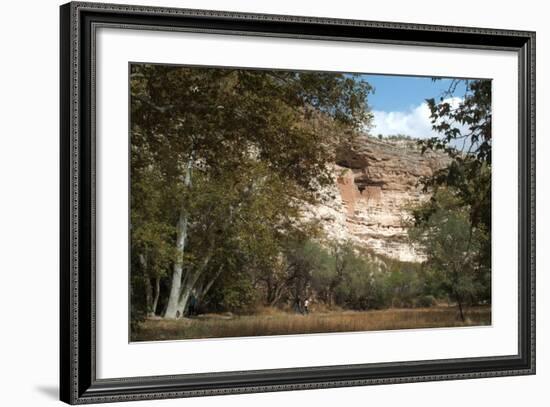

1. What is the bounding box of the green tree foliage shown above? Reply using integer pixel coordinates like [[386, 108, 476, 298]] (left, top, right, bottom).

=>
[[408, 79, 492, 320], [408, 190, 490, 320], [131, 65, 372, 191], [420, 79, 492, 267], [288, 242, 428, 311], [130, 64, 491, 328], [131, 154, 177, 318], [130, 64, 374, 320], [257, 239, 429, 312], [383, 260, 423, 308], [334, 260, 379, 310], [423, 80, 491, 163]]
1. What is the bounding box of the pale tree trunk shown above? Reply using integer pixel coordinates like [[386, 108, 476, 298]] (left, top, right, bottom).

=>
[[171, 254, 214, 317], [164, 161, 253, 319], [163, 209, 190, 318], [152, 276, 160, 316], [164, 155, 194, 319], [174, 272, 200, 318]]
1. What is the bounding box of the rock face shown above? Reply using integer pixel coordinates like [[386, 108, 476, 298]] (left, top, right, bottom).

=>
[[306, 136, 449, 263]]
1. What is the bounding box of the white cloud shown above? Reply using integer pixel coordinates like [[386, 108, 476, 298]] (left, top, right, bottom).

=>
[[371, 97, 464, 139]]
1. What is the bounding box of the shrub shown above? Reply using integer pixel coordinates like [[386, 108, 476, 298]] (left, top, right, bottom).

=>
[[416, 294, 437, 308]]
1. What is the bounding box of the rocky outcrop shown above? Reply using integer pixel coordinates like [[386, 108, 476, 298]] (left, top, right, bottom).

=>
[[306, 136, 449, 263]]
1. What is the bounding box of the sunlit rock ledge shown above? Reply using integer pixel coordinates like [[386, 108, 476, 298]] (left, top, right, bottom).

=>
[[303, 135, 449, 263]]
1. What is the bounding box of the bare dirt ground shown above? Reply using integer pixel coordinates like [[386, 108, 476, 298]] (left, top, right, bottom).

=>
[[132, 305, 491, 341]]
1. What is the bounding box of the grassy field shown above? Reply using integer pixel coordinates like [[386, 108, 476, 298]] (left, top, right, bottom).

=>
[[132, 305, 491, 342]]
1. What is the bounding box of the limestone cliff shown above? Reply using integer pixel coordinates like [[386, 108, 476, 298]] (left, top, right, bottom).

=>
[[304, 135, 449, 263]]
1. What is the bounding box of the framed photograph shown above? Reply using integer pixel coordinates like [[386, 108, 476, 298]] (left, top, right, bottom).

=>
[[60, 1, 535, 404]]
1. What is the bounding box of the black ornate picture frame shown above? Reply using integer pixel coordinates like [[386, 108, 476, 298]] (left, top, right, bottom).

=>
[[60, 2, 535, 404]]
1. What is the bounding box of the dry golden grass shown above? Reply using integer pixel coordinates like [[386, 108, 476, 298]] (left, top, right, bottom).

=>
[[132, 305, 491, 342]]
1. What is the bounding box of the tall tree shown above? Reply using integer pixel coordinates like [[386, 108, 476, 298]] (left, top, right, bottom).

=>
[[410, 79, 492, 318], [417, 79, 492, 269], [420, 79, 492, 234], [130, 65, 373, 318]]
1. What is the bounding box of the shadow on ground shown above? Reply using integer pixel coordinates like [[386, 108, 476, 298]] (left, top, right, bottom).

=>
[[35, 385, 58, 400]]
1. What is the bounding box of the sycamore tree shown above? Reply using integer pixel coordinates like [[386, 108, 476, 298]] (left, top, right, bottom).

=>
[[130, 163, 176, 317], [130, 64, 373, 319]]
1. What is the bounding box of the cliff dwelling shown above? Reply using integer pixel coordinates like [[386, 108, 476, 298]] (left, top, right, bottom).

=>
[[311, 136, 449, 263]]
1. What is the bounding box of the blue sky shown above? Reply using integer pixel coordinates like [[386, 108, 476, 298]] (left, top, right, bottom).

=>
[[359, 74, 468, 139]]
